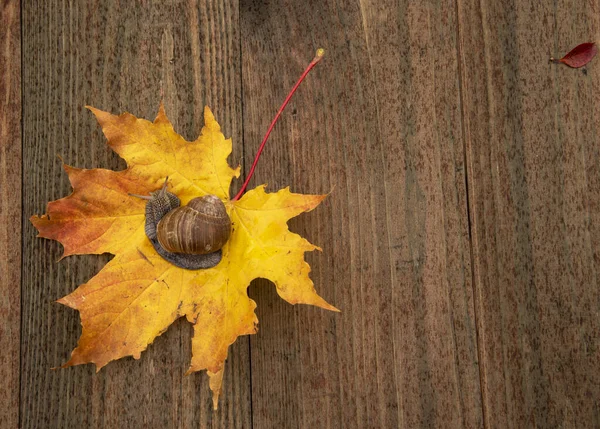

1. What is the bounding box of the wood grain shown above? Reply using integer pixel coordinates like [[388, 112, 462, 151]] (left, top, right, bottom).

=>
[[21, 1, 249, 427], [240, 0, 482, 427], [0, 2, 21, 428], [457, 0, 600, 427], [16, 0, 600, 427]]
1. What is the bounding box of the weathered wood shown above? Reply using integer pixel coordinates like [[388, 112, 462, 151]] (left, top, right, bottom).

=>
[[0, 2, 21, 428], [21, 0, 249, 427], [457, 0, 600, 427], [19, 0, 600, 427], [240, 1, 482, 427]]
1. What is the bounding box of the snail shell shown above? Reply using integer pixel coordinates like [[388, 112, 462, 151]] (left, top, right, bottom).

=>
[[133, 179, 230, 270], [156, 195, 231, 254]]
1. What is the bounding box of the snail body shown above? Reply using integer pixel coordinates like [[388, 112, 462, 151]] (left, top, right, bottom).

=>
[[133, 179, 230, 270]]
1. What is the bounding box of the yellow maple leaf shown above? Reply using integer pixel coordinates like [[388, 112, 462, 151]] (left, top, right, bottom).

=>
[[31, 104, 338, 410]]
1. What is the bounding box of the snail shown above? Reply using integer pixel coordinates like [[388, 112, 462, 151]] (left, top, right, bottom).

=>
[[130, 178, 231, 270]]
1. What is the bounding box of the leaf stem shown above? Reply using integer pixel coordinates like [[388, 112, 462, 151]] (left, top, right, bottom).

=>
[[232, 49, 325, 201]]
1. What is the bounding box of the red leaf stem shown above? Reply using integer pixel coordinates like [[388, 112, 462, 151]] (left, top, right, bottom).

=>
[[232, 49, 325, 201]]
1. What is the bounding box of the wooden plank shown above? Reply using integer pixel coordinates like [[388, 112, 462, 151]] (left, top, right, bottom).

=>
[[0, 1, 21, 428], [21, 0, 249, 427], [457, 0, 600, 427], [240, 1, 482, 427]]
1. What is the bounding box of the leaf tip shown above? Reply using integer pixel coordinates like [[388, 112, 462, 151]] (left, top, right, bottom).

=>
[[290, 290, 339, 313], [60, 357, 76, 370], [29, 213, 44, 228], [86, 105, 119, 130], [58, 289, 86, 308], [155, 101, 169, 124], [203, 106, 221, 132], [86, 105, 108, 121], [208, 369, 224, 411], [317, 299, 340, 313]]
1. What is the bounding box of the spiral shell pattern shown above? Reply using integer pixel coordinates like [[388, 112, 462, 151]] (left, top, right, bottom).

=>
[[156, 195, 231, 254]]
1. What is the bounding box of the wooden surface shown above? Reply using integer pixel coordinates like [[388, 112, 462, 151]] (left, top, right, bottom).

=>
[[241, 1, 481, 427], [457, 1, 600, 427], [2, 0, 599, 427], [1, 2, 21, 429]]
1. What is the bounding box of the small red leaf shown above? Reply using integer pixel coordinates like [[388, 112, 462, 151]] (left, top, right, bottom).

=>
[[552, 42, 598, 68]]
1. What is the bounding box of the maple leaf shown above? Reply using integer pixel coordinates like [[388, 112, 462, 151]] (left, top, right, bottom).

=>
[[31, 104, 338, 410]]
